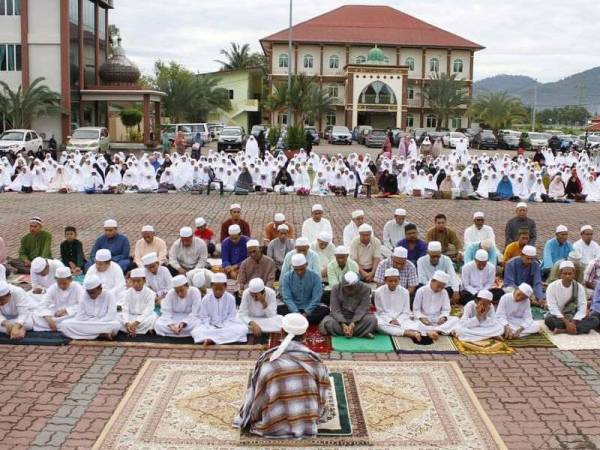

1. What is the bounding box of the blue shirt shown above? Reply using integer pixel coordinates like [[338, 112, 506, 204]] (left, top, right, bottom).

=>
[[398, 239, 428, 267], [280, 269, 323, 314], [90, 234, 130, 263], [504, 257, 544, 299], [464, 242, 498, 266], [221, 236, 249, 268], [542, 238, 573, 270]]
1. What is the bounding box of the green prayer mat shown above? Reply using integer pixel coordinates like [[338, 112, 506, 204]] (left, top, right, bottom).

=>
[[332, 333, 394, 353]]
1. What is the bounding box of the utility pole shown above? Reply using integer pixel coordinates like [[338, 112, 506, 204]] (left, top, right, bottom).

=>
[[532, 84, 537, 131], [286, 0, 293, 127]]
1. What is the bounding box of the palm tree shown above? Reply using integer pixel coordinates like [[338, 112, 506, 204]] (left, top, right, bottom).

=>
[[422, 73, 470, 130], [0, 77, 63, 129], [216, 42, 254, 71], [470, 91, 528, 133]]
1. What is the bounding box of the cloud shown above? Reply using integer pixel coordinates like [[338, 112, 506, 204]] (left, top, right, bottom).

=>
[[111, 0, 600, 82]]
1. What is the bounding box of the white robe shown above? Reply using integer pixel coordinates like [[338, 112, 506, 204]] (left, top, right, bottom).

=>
[[60, 290, 121, 339], [374, 284, 419, 336], [413, 284, 459, 334], [0, 286, 35, 333], [237, 286, 283, 333], [119, 286, 158, 334], [154, 287, 201, 337], [455, 300, 505, 342], [31, 259, 65, 292], [190, 291, 247, 344], [145, 266, 173, 299], [85, 263, 126, 304], [495, 292, 540, 337], [33, 282, 83, 331]]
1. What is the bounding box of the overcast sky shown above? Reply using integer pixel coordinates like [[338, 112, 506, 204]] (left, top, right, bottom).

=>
[[112, 0, 599, 83]]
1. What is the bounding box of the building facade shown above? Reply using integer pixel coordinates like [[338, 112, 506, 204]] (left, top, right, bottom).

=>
[[260, 5, 483, 131], [0, 0, 113, 143]]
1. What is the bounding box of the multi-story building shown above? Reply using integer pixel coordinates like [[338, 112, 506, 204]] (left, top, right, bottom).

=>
[[260, 5, 484, 131]]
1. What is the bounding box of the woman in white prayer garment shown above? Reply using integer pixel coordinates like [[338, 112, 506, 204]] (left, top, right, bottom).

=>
[[154, 275, 201, 337], [119, 268, 158, 336], [454, 289, 505, 343]]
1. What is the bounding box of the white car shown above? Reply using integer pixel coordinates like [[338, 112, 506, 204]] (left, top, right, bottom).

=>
[[0, 129, 43, 155], [443, 132, 467, 148], [66, 127, 110, 153]]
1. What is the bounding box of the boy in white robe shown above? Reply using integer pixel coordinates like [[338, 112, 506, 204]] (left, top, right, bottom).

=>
[[85, 249, 126, 304], [142, 252, 172, 304], [60, 275, 121, 340], [496, 282, 540, 339], [190, 272, 247, 345], [454, 289, 505, 342], [0, 282, 34, 339], [33, 267, 83, 332], [30, 257, 65, 295], [413, 270, 459, 340], [238, 278, 283, 335], [120, 268, 158, 336], [374, 268, 421, 340], [154, 275, 201, 337]]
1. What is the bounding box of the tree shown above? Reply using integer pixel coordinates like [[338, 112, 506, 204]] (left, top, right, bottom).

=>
[[422, 73, 470, 130], [0, 77, 63, 129], [470, 91, 528, 133]]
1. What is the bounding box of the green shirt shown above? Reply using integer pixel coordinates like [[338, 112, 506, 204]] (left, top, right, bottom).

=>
[[18, 231, 52, 262], [327, 258, 359, 287]]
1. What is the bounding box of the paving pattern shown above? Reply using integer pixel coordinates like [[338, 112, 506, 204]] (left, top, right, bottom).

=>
[[1, 193, 600, 450]]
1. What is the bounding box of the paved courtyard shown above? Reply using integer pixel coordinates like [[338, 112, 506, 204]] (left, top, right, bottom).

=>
[[1, 193, 600, 450]]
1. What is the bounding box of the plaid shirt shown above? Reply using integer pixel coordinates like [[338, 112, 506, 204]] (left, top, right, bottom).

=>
[[373, 258, 418, 287]]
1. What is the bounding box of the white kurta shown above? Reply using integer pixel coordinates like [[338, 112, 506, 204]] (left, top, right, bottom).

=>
[[301, 218, 333, 244], [33, 282, 83, 331], [413, 284, 458, 334], [455, 300, 505, 342], [119, 286, 158, 334], [0, 286, 35, 333], [31, 259, 65, 292], [60, 290, 121, 339], [154, 287, 201, 337], [86, 263, 126, 304], [190, 291, 247, 344], [495, 292, 540, 337], [145, 265, 173, 299], [373, 284, 419, 336], [237, 286, 282, 333]]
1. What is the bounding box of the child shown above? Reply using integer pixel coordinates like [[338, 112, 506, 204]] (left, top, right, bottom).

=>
[[60, 226, 85, 275]]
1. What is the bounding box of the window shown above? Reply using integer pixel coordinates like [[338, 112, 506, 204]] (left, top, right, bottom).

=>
[[228, 89, 234, 100], [429, 58, 440, 73], [0, 44, 21, 72], [303, 55, 313, 69], [0, 0, 20, 15], [328, 85, 339, 98], [278, 53, 289, 69], [426, 114, 438, 128], [408, 87, 414, 100], [326, 112, 336, 126], [451, 117, 462, 129], [355, 56, 366, 64], [329, 55, 339, 69], [406, 114, 414, 128], [453, 59, 463, 73], [405, 57, 415, 71]]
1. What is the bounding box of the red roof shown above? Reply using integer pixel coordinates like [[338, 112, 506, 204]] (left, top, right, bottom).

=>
[[261, 5, 484, 50]]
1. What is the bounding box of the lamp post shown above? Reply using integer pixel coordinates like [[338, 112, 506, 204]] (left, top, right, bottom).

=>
[[286, 0, 293, 127]]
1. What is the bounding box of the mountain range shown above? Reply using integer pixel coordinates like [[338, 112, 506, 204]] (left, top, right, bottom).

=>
[[473, 67, 600, 114]]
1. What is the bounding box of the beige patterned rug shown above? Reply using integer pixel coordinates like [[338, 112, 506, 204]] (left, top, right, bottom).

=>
[[93, 359, 506, 450]]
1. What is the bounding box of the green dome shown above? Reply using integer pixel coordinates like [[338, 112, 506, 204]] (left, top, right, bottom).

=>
[[367, 45, 386, 64]]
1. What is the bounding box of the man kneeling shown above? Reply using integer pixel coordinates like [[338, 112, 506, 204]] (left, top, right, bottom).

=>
[[233, 313, 331, 438]]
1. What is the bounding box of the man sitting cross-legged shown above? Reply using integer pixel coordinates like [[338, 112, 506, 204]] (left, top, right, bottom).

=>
[[119, 268, 158, 337], [454, 289, 505, 342], [413, 270, 459, 340], [496, 282, 540, 339], [238, 278, 283, 336], [154, 275, 201, 338], [33, 267, 83, 332]]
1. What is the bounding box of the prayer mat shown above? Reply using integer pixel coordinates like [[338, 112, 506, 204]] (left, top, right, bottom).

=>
[[392, 335, 458, 354], [507, 330, 556, 348], [540, 322, 600, 350], [452, 338, 515, 355], [0, 331, 71, 346], [93, 359, 506, 450], [331, 333, 393, 353], [268, 324, 332, 354]]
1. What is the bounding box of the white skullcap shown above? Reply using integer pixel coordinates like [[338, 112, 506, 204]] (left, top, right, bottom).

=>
[[384, 268, 400, 278], [516, 202, 528, 209], [317, 231, 332, 243], [477, 289, 493, 301], [311, 204, 323, 212], [432, 270, 449, 284], [0, 281, 10, 296], [249, 278, 265, 293], [344, 271, 359, 285], [211, 272, 227, 284], [230, 203, 241, 210], [83, 275, 101, 290], [180, 226, 193, 238], [291, 253, 307, 267], [295, 237, 309, 247], [351, 210, 365, 219], [568, 251, 582, 261], [560, 260, 575, 270], [246, 239, 260, 248], [30, 257, 47, 274], [55, 267, 72, 279], [142, 252, 159, 265], [392, 247, 408, 258], [475, 249, 489, 262], [581, 225, 593, 233], [277, 224, 289, 232], [518, 283, 533, 297], [394, 208, 407, 216], [195, 217, 206, 227], [130, 268, 145, 278], [274, 213, 285, 222], [141, 225, 154, 233], [480, 239, 493, 250], [334, 246, 349, 255], [228, 224, 241, 235], [270, 313, 309, 362], [172, 274, 188, 287], [104, 219, 118, 228], [473, 211, 485, 219], [428, 241, 442, 252], [96, 249, 112, 262], [522, 245, 536, 257], [555, 225, 568, 233], [358, 224, 372, 233]]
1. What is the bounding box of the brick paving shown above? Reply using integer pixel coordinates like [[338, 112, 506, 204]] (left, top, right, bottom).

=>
[[1, 193, 600, 449]]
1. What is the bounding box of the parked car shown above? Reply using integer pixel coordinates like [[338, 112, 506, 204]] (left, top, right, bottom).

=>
[[0, 129, 43, 156], [365, 129, 388, 148], [497, 130, 520, 150], [329, 126, 352, 145], [442, 132, 467, 148], [305, 126, 320, 145], [528, 132, 550, 150], [472, 130, 497, 149], [357, 125, 373, 145], [323, 125, 333, 141], [217, 126, 245, 152], [66, 127, 110, 153]]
